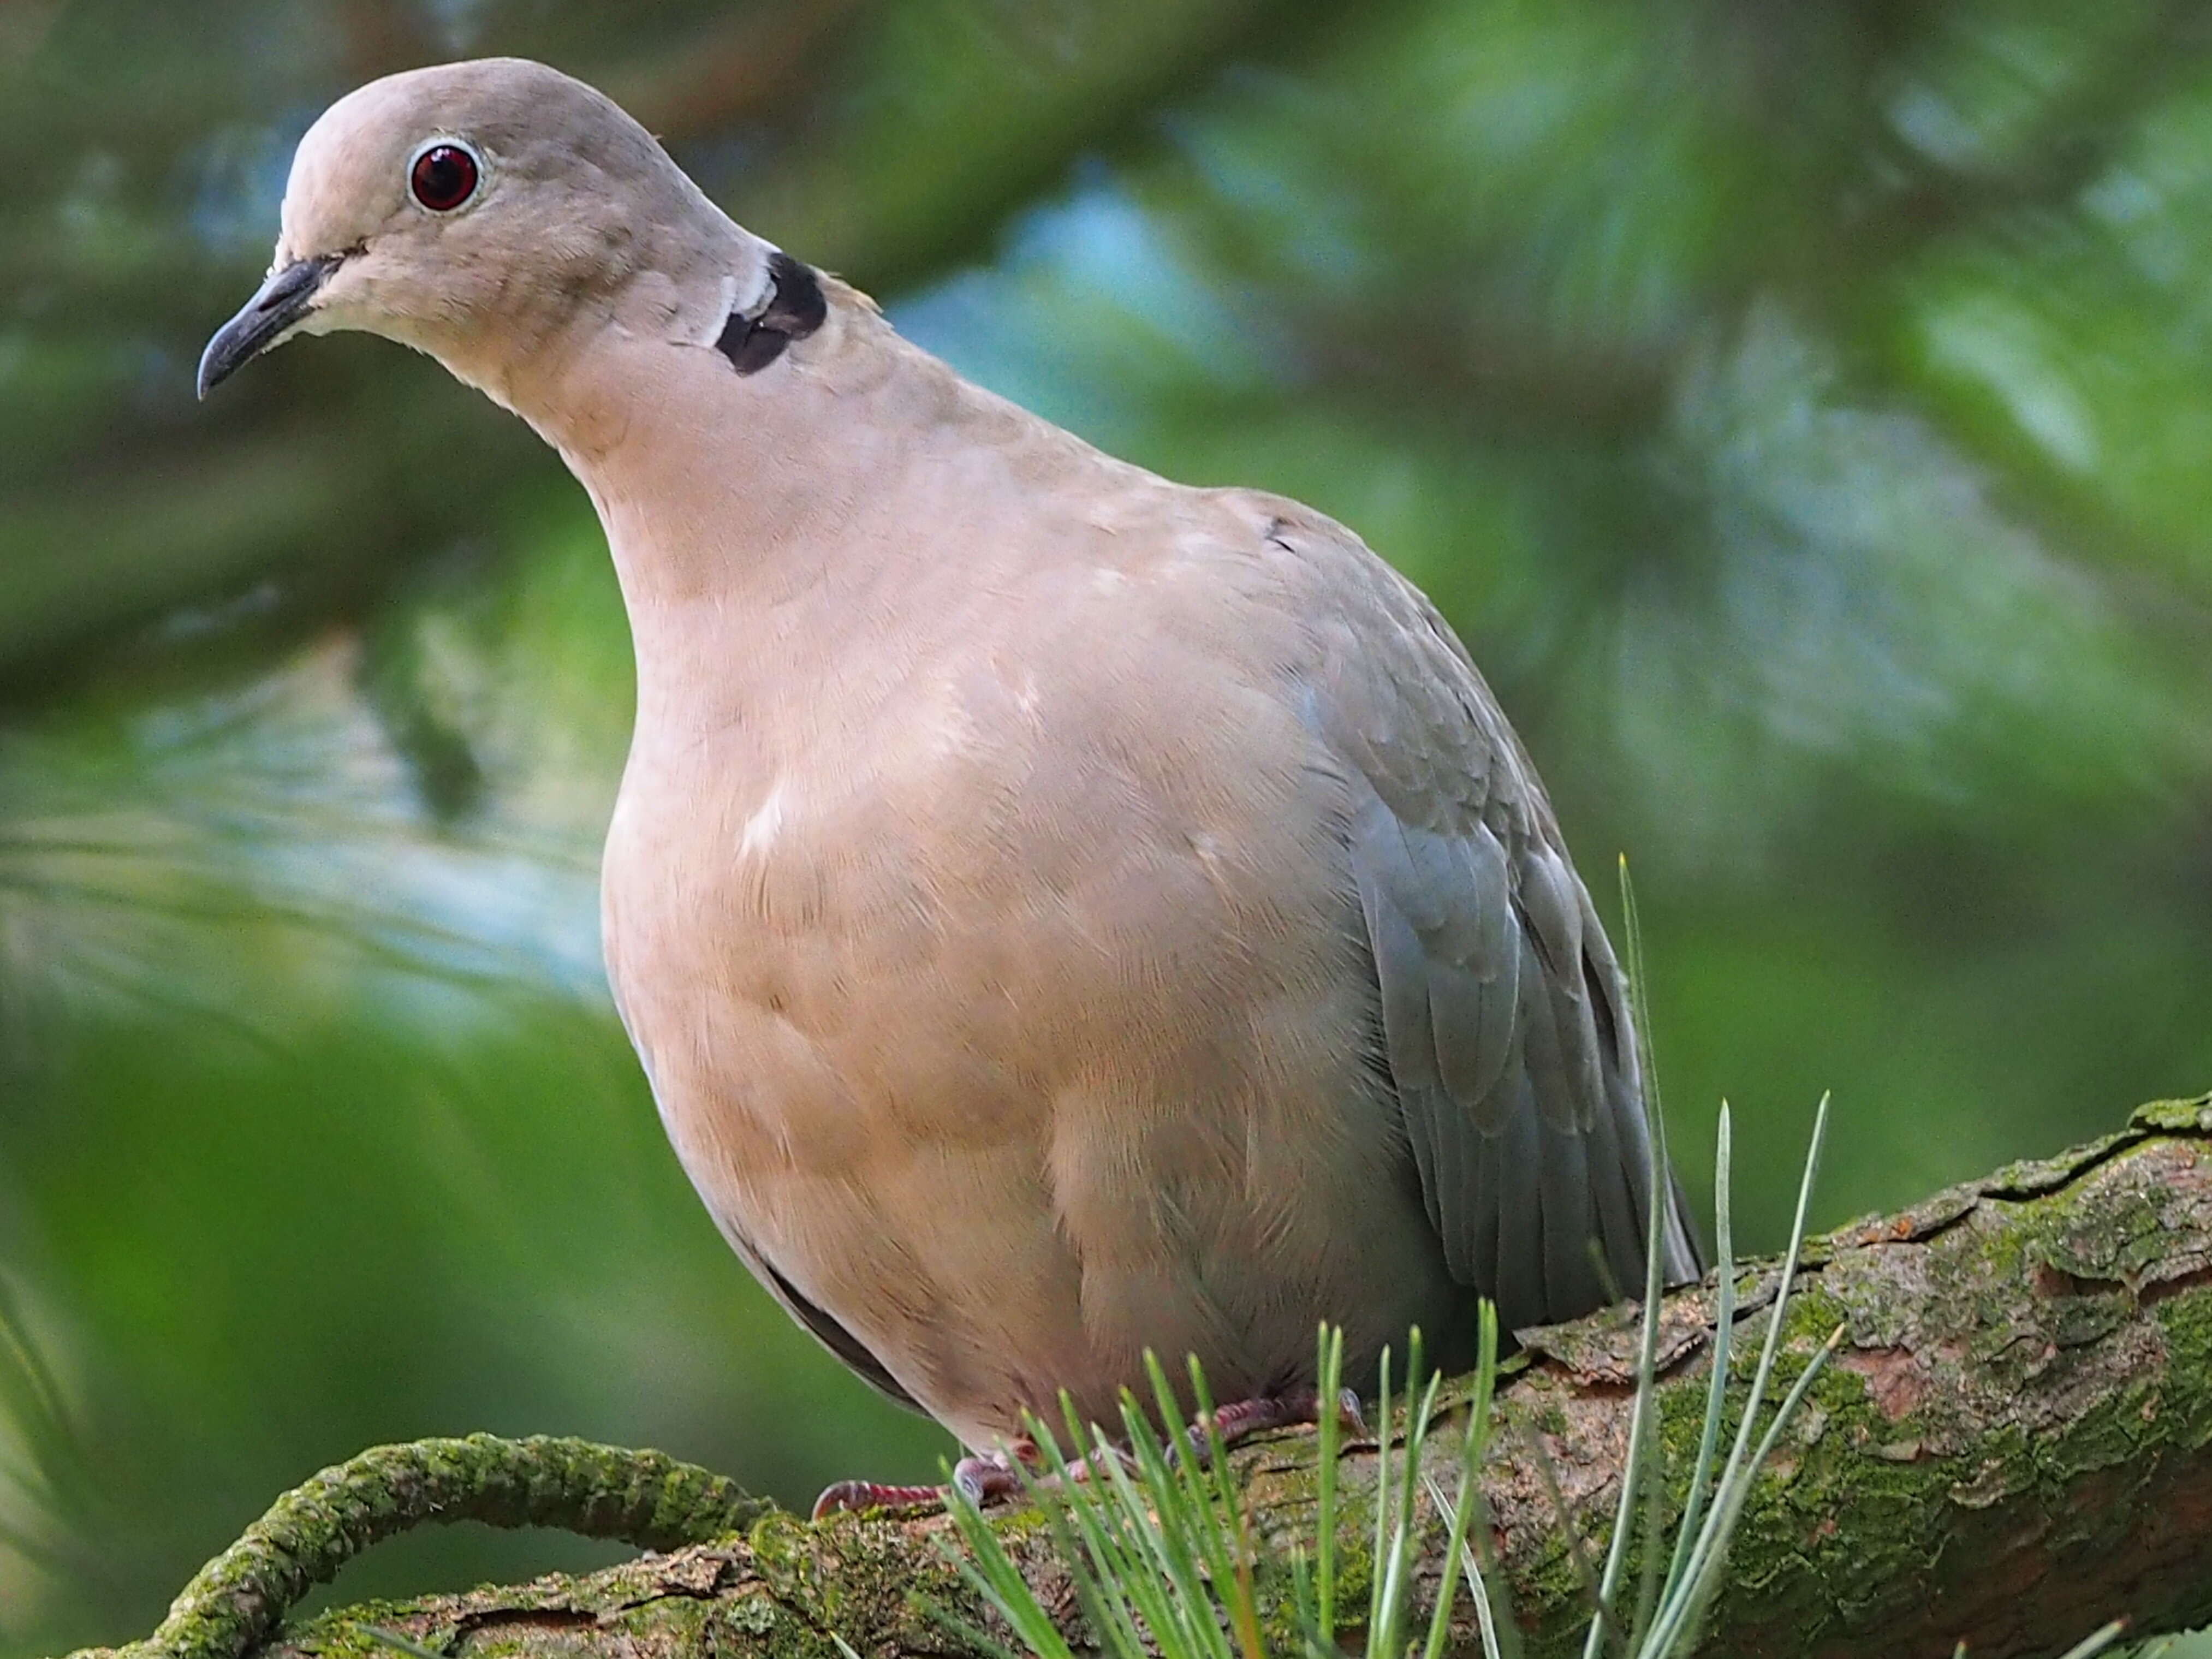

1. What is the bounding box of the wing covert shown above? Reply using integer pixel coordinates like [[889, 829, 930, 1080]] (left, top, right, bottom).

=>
[[1277, 504, 1700, 1331]]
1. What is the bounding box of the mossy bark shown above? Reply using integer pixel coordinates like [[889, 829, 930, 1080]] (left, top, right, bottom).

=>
[[68, 1095, 2212, 1659]]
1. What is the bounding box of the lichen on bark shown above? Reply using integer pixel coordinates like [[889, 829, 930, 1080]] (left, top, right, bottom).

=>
[[62, 1093, 2212, 1659]]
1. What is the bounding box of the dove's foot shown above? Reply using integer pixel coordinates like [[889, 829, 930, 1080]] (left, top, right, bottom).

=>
[[809, 1387, 1365, 1520], [1180, 1386, 1367, 1465], [811, 1443, 1028, 1519]]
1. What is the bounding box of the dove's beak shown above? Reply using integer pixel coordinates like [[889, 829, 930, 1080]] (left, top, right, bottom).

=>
[[197, 254, 337, 399]]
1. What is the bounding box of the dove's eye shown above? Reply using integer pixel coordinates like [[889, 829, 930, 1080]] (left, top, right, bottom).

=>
[[409, 141, 480, 212]]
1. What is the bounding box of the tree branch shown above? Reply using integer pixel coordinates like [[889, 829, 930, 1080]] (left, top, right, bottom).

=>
[[63, 1094, 2212, 1659]]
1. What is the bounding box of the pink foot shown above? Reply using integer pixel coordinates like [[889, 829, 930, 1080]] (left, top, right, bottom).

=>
[[1184, 1386, 1367, 1466], [811, 1444, 1030, 1520], [810, 1389, 1365, 1520]]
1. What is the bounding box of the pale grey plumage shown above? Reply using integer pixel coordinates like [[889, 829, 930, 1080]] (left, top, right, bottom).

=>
[[204, 56, 1701, 1452]]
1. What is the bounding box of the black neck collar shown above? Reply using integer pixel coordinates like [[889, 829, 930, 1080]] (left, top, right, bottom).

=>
[[716, 251, 827, 375]]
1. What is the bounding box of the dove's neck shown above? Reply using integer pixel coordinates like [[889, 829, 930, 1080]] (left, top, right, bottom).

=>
[[500, 279, 1104, 746]]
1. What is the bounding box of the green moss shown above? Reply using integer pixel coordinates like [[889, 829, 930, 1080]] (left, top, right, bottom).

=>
[[282, 1602, 435, 1659], [2128, 1096, 2212, 1134], [2152, 1283, 2212, 1448], [67, 1436, 771, 1659]]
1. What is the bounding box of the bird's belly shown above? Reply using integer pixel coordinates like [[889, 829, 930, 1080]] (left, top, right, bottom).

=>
[[600, 720, 1461, 1444], [638, 1027, 1461, 1447]]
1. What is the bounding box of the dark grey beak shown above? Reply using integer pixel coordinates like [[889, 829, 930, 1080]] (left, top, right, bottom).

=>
[[196, 254, 336, 399]]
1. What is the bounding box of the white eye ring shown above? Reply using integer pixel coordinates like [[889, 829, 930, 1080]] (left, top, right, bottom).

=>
[[405, 136, 486, 214]]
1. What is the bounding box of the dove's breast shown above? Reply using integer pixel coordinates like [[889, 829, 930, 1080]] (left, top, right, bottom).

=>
[[597, 486, 1464, 1446]]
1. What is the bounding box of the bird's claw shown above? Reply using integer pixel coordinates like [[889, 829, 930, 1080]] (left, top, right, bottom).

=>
[[812, 1444, 1031, 1519], [814, 1388, 1365, 1519], [1178, 1384, 1367, 1466]]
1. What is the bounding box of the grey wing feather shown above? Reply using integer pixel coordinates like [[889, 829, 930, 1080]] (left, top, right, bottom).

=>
[[1291, 509, 1702, 1331]]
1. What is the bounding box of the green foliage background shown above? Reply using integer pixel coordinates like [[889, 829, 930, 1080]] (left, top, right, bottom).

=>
[[2, 1, 2209, 1649]]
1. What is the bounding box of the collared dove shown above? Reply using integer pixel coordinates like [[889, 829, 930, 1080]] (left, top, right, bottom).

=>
[[201, 57, 1700, 1509]]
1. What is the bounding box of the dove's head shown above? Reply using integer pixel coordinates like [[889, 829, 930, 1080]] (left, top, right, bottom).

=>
[[198, 57, 760, 401]]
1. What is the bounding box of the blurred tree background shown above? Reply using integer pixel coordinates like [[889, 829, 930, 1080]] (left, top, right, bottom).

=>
[[3, 0, 2210, 1650]]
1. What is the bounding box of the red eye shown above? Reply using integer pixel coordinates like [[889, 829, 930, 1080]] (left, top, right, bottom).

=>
[[409, 143, 479, 212]]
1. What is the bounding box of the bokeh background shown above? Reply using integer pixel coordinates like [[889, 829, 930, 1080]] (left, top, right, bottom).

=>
[[4, 0, 2211, 1650]]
